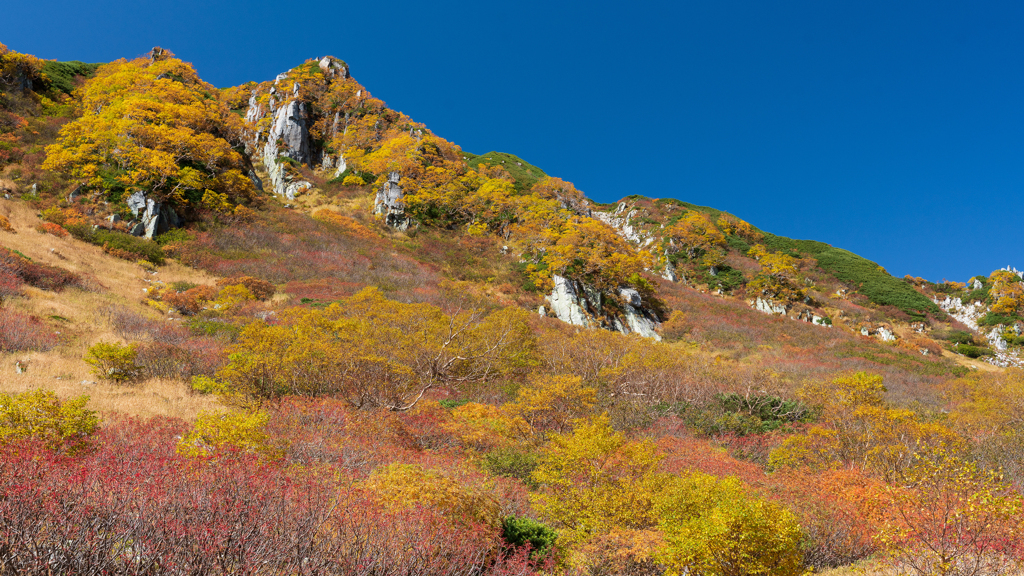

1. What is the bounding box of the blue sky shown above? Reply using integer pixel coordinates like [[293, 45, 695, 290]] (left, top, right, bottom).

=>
[[3, 0, 1022, 282]]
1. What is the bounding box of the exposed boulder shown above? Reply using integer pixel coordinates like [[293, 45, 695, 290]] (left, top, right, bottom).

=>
[[318, 56, 349, 79], [752, 297, 788, 316], [859, 324, 896, 342], [618, 288, 661, 340], [988, 327, 1008, 351], [662, 257, 679, 282], [374, 172, 410, 230], [126, 194, 182, 239], [67, 184, 85, 203]]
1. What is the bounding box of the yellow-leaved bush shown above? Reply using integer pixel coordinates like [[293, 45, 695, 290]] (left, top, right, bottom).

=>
[[530, 415, 806, 575], [530, 414, 665, 544], [177, 409, 282, 459], [0, 389, 99, 453], [653, 473, 805, 576], [503, 374, 597, 437], [769, 372, 962, 480], [83, 341, 142, 382], [364, 463, 501, 529]]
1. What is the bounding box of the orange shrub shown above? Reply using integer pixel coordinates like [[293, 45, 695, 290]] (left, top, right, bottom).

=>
[[163, 285, 219, 315], [35, 222, 69, 238], [0, 215, 14, 233], [39, 206, 87, 228]]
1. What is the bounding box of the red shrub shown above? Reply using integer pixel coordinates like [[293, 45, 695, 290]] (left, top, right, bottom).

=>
[[135, 337, 226, 380], [0, 267, 20, 300], [0, 308, 55, 351], [0, 416, 544, 576], [0, 247, 82, 292]]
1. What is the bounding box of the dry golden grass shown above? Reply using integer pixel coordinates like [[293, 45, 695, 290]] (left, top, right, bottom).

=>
[[0, 348, 219, 420], [0, 198, 221, 421]]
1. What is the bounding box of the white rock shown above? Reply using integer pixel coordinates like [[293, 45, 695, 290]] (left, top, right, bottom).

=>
[[374, 171, 410, 229], [753, 297, 788, 316], [545, 275, 590, 327]]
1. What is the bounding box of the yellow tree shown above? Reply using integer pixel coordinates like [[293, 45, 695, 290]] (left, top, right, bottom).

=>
[[667, 211, 726, 260], [43, 48, 256, 209], [747, 244, 804, 303], [988, 270, 1024, 316], [503, 375, 597, 437], [543, 217, 655, 292]]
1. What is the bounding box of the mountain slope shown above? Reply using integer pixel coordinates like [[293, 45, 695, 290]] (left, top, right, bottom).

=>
[[3, 43, 1024, 576]]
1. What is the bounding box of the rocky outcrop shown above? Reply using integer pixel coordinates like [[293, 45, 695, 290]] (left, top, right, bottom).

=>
[[271, 100, 311, 164], [242, 57, 350, 201], [617, 288, 661, 340], [595, 202, 656, 248], [934, 296, 986, 331], [543, 275, 661, 340], [374, 172, 410, 230], [545, 275, 592, 328], [125, 191, 182, 239], [934, 295, 1024, 368], [753, 297, 788, 316], [858, 325, 896, 342], [1000, 266, 1024, 280], [750, 297, 831, 327], [662, 259, 679, 282], [254, 99, 314, 200]]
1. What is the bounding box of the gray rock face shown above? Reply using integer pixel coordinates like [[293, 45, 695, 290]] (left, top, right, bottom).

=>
[[989, 327, 1008, 351], [271, 101, 310, 164], [753, 297, 788, 316], [543, 274, 661, 340], [546, 275, 591, 328], [126, 194, 181, 239], [243, 78, 319, 202], [662, 259, 679, 282], [374, 172, 410, 230], [67, 184, 84, 203], [127, 191, 147, 215], [318, 56, 349, 78]]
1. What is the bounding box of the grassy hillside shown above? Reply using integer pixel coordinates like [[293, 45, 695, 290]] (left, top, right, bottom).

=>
[[764, 234, 941, 319], [464, 150, 547, 191]]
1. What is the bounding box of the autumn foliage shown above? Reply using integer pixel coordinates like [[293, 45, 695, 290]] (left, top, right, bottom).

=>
[[43, 49, 257, 213]]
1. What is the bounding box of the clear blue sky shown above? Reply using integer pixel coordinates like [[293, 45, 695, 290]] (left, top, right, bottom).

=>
[[3, 0, 1023, 283]]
